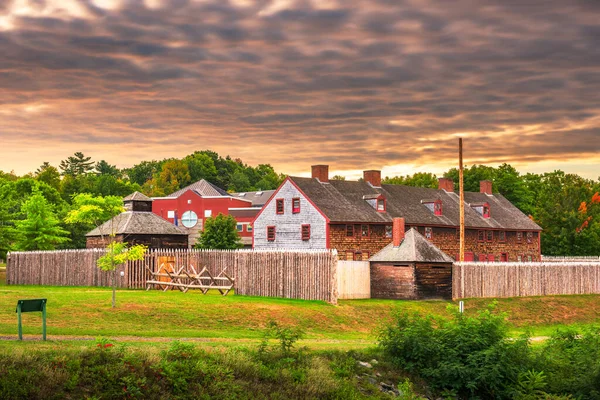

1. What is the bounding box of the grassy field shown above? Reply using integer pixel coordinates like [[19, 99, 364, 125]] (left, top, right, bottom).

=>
[[2, 265, 600, 346]]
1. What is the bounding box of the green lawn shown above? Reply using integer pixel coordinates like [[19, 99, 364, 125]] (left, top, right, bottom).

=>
[[1, 272, 600, 345]]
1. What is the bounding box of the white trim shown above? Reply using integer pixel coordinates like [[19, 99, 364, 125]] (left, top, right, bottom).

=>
[[228, 207, 262, 211]]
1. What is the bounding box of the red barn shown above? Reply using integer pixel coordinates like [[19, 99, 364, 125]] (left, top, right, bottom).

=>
[[152, 179, 274, 247]]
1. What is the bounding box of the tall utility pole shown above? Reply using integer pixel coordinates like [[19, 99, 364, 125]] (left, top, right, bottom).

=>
[[459, 138, 465, 262]]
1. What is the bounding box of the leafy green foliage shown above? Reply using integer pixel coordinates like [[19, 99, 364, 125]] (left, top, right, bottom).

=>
[[380, 306, 600, 399], [65, 193, 124, 240], [379, 304, 531, 399], [0, 341, 385, 399], [95, 160, 121, 177], [195, 213, 243, 250], [14, 191, 70, 251], [258, 320, 305, 356], [382, 172, 439, 188]]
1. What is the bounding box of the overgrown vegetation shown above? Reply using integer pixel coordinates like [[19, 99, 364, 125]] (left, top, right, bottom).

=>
[[379, 303, 600, 399], [0, 331, 414, 399]]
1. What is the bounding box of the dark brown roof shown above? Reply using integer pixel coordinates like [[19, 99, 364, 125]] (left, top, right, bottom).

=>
[[167, 179, 230, 198], [370, 228, 454, 263], [86, 212, 188, 237], [289, 177, 541, 231], [231, 190, 276, 207], [123, 191, 152, 202]]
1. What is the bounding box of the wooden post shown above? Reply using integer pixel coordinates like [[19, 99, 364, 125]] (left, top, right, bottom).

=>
[[42, 301, 47, 341], [459, 138, 465, 262], [17, 303, 22, 340]]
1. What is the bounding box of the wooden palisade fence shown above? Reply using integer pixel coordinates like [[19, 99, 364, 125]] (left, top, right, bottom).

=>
[[453, 261, 600, 299], [7, 249, 338, 304]]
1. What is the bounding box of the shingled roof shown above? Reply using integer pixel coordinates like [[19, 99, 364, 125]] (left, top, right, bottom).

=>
[[167, 179, 230, 198], [231, 190, 276, 207], [288, 177, 541, 231], [370, 228, 455, 263], [123, 191, 152, 202], [86, 212, 187, 237]]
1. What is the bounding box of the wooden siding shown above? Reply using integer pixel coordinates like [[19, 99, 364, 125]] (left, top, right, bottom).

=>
[[370, 262, 415, 299], [337, 261, 370, 299], [254, 180, 327, 249], [408, 226, 540, 262], [414, 263, 452, 299], [330, 224, 390, 259], [453, 261, 600, 299]]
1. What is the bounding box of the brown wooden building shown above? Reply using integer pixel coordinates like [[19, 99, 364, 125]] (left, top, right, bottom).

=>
[[254, 165, 542, 262], [369, 218, 454, 300], [86, 192, 188, 249]]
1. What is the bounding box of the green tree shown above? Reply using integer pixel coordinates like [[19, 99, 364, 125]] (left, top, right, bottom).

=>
[[65, 193, 124, 242], [125, 160, 163, 186], [252, 164, 282, 190], [184, 152, 218, 182], [97, 240, 146, 308], [14, 192, 70, 251], [383, 172, 439, 188], [35, 162, 61, 190], [59, 152, 94, 176], [331, 175, 346, 181], [155, 160, 192, 195], [195, 213, 243, 250], [95, 160, 121, 177], [229, 170, 252, 192]]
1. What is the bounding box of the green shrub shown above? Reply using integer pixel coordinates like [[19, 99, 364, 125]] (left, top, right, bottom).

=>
[[379, 304, 531, 399]]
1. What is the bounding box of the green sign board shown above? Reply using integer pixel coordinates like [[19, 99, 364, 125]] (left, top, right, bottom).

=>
[[16, 299, 47, 340]]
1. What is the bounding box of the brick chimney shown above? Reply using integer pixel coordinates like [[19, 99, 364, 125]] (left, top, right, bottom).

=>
[[392, 217, 405, 247], [363, 170, 382, 187], [311, 165, 329, 183], [480, 180, 493, 195], [438, 178, 454, 192]]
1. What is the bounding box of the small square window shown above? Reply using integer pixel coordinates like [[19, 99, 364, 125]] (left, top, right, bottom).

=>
[[517, 255, 523, 262], [434, 201, 442, 216], [526, 232, 533, 244], [361, 224, 369, 237], [353, 251, 362, 261], [236, 224, 243, 232], [385, 225, 392, 238], [483, 205, 490, 218], [276, 199, 284, 214], [346, 225, 354, 237], [486, 231, 493, 242], [487, 254, 495, 262], [267, 226, 276, 241], [425, 227, 433, 240], [292, 198, 300, 214], [301, 224, 311, 241], [377, 198, 385, 211], [517, 232, 523, 243], [500, 253, 508, 262], [247, 225, 253, 232], [478, 230, 485, 242], [204, 210, 212, 218], [499, 231, 506, 242]]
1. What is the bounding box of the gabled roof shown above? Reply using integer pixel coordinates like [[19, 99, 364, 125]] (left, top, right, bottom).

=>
[[86, 212, 188, 237], [231, 190, 276, 207], [167, 179, 230, 198], [370, 228, 455, 263], [288, 176, 541, 231], [123, 191, 152, 202]]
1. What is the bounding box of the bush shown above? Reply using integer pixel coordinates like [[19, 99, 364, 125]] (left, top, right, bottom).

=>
[[379, 304, 531, 399]]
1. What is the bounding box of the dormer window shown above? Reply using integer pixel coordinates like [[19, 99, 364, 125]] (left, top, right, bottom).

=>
[[471, 202, 490, 219], [422, 199, 443, 216], [363, 194, 386, 212]]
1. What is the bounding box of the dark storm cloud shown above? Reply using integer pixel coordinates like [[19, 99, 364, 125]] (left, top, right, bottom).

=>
[[0, 0, 599, 176]]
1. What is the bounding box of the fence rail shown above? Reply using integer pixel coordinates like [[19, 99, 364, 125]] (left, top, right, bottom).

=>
[[453, 261, 600, 299], [7, 249, 338, 304]]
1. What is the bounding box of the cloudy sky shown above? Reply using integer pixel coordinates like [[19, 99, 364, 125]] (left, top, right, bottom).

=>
[[1, 0, 599, 179]]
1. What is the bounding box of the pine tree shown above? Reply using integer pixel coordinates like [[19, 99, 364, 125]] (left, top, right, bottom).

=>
[[15, 192, 70, 251], [59, 152, 94, 176]]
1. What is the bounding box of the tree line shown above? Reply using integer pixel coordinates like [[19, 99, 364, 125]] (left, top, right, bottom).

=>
[[0, 151, 284, 258], [0, 152, 598, 258]]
